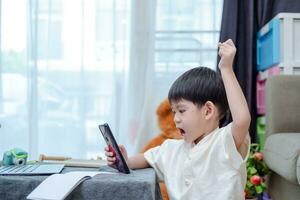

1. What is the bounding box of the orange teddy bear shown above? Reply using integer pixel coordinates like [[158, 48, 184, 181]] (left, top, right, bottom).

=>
[[141, 99, 182, 200]]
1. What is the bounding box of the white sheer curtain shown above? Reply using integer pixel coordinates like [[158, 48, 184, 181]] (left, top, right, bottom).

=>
[[0, 0, 223, 159], [134, 0, 224, 151], [0, 0, 135, 159], [126, 0, 157, 153], [0, 0, 31, 157]]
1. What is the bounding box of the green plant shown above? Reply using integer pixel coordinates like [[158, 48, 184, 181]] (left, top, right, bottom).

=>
[[245, 143, 271, 198]]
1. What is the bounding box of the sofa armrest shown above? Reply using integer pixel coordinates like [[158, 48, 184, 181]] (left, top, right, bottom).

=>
[[264, 133, 300, 184]]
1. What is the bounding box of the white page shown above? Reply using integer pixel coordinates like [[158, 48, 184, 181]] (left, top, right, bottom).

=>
[[27, 171, 114, 200]]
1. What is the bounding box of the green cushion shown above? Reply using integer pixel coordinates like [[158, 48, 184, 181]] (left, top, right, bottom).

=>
[[264, 133, 300, 185]]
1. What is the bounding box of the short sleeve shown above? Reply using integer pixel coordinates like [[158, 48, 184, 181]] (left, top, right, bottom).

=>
[[144, 142, 168, 181], [222, 123, 251, 170]]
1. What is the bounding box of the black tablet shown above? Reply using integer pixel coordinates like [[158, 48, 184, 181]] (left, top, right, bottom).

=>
[[98, 123, 130, 174]]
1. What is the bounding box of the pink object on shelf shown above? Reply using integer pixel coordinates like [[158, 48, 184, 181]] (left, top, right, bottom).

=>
[[256, 66, 281, 114]]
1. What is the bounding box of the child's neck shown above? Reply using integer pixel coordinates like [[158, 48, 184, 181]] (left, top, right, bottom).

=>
[[194, 121, 219, 144]]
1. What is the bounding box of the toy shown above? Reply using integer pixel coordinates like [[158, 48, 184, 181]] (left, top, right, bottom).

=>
[[2, 148, 28, 166], [38, 154, 106, 168], [141, 99, 181, 200], [141, 99, 181, 152]]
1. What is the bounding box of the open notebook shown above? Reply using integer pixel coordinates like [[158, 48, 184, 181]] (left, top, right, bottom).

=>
[[0, 164, 64, 175], [27, 171, 115, 200]]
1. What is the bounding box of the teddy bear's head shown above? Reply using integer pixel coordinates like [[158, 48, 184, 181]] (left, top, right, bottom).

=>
[[156, 99, 182, 139]]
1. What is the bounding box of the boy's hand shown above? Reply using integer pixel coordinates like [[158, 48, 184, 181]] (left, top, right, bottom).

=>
[[218, 39, 236, 70], [104, 144, 128, 168]]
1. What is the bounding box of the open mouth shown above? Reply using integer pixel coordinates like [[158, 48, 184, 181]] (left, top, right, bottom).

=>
[[178, 128, 186, 136]]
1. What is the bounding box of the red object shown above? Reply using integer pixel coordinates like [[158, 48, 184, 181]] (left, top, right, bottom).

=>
[[108, 145, 119, 163], [250, 175, 262, 185], [254, 152, 264, 161], [108, 145, 116, 157]]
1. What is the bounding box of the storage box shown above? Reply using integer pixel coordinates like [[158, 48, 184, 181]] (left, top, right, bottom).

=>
[[257, 116, 266, 150], [257, 13, 300, 73], [256, 66, 280, 114], [257, 17, 280, 71]]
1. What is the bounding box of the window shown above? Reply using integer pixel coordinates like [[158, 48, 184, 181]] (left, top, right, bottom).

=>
[[155, 0, 223, 72], [0, 0, 223, 158], [153, 0, 223, 102]]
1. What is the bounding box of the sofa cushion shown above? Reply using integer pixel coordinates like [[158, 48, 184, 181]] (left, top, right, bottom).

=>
[[264, 133, 300, 185]]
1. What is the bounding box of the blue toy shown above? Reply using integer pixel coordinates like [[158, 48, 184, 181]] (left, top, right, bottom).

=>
[[2, 148, 28, 166]]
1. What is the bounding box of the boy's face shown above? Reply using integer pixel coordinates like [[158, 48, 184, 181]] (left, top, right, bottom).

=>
[[171, 99, 207, 144]]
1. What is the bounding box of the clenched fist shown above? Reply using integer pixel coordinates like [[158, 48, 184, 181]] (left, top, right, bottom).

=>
[[218, 39, 236, 70]]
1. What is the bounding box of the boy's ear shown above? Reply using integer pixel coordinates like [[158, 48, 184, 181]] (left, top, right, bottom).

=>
[[204, 101, 215, 120]]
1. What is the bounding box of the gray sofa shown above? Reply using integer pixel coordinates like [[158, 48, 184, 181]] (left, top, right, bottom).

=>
[[264, 75, 300, 200]]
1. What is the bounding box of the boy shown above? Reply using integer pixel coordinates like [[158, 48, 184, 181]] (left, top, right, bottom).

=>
[[105, 39, 251, 200]]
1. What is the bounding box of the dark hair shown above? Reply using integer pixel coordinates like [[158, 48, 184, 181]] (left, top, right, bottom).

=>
[[168, 66, 229, 123]]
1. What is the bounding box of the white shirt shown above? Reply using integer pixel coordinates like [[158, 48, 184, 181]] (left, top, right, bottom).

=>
[[144, 123, 250, 200]]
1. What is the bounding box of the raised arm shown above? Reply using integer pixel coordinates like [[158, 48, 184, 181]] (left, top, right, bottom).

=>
[[218, 39, 251, 149]]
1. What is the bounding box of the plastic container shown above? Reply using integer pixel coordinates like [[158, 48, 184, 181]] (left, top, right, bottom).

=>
[[256, 66, 280, 114], [257, 116, 266, 150], [257, 13, 300, 74]]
